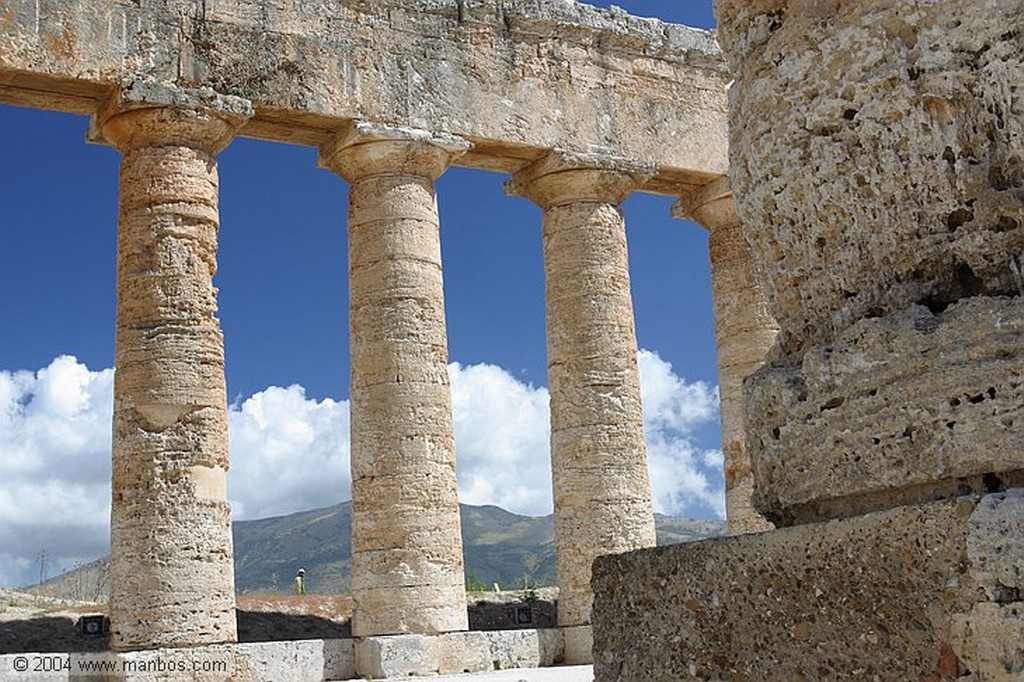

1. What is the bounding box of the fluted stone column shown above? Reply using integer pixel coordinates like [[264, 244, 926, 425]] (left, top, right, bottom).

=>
[[320, 123, 470, 637], [673, 177, 778, 535], [508, 152, 657, 634], [90, 84, 251, 651]]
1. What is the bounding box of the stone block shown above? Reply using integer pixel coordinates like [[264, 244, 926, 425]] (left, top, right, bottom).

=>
[[233, 640, 355, 681], [7, 641, 355, 682], [355, 634, 439, 679], [536, 628, 564, 667], [482, 629, 563, 670], [437, 632, 493, 675], [0, 0, 728, 182], [354, 629, 565, 678], [718, 0, 1024, 358], [562, 625, 593, 665], [592, 491, 1024, 681], [747, 298, 1024, 525]]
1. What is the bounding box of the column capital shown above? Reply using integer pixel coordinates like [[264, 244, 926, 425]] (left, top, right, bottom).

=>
[[319, 121, 471, 183], [506, 150, 654, 209], [671, 175, 737, 232], [89, 81, 253, 154]]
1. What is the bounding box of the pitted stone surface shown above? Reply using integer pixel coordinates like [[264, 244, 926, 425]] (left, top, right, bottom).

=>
[[748, 297, 1024, 525], [97, 95, 246, 651], [717, 0, 1023, 359], [592, 493, 1024, 682], [952, 490, 1024, 680], [967, 489, 1024, 605], [714, 0, 1024, 524], [322, 130, 469, 638], [511, 158, 656, 627]]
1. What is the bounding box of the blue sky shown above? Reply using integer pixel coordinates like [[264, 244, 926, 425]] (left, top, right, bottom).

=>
[[0, 1, 722, 586]]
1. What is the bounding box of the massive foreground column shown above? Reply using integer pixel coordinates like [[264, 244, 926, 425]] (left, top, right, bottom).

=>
[[720, 0, 1024, 527], [674, 178, 777, 534], [320, 123, 470, 637], [592, 2, 1022, 679], [509, 152, 656, 637], [92, 84, 251, 650]]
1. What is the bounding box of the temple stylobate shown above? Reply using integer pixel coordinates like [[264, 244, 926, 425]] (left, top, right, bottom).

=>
[[0, 0, 772, 678]]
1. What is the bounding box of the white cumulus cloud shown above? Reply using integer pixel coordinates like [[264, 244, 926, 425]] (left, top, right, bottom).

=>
[[450, 362, 552, 515], [0, 356, 113, 588], [638, 350, 725, 519], [227, 386, 348, 520], [0, 351, 723, 587]]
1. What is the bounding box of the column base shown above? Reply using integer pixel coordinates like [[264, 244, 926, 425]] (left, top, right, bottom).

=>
[[0, 631, 573, 681], [354, 629, 564, 679], [561, 626, 593, 665], [0, 640, 354, 681], [592, 490, 1024, 681]]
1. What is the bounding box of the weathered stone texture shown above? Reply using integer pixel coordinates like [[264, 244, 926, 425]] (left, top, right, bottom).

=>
[[952, 490, 1024, 681], [96, 87, 250, 651], [749, 296, 1024, 525], [354, 629, 564, 679], [0, 0, 728, 187], [591, 2, 1024, 679], [675, 178, 778, 534], [717, 0, 1024, 358], [509, 153, 656, 628], [320, 125, 469, 638], [593, 492, 1024, 681], [714, 0, 1024, 524]]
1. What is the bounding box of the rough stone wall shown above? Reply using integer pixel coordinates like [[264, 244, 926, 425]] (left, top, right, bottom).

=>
[[747, 297, 1024, 525], [593, 491, 1024, 682], [716, 0, 1024, 525], [0, 0, 728, 188], [593, 2, 1022, 679]]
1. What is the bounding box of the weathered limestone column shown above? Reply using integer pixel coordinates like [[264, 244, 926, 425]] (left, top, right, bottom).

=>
[[90, 83, 251, 651], [320, 123, 470, 637], [673, 177, 777, 535], [716, 0, 1024, 527], [508, 152, 657, 633]]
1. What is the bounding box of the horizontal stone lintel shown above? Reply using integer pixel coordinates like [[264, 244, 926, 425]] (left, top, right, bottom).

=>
[[0, 0, 728, 190]]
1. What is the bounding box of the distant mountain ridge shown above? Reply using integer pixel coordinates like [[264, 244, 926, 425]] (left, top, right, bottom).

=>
[[28, 503, 727, 597]]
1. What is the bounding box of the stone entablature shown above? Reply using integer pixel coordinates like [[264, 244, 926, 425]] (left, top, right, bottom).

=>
[[0, 0, 727, 192]]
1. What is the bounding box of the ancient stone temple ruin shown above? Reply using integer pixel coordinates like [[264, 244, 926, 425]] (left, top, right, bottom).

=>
[[594, 0, 1023, 680], [2, 0, 1019, 679], [0, 1, 741, 678]]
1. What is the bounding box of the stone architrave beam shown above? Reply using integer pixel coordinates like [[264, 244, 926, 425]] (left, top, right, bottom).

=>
[[673, 176, 778, 535], [0, 0, 729, 191], [91, 82, 252, 651], [508, 151, 657, 642], [320, 122, 471, 638]]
